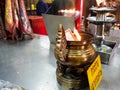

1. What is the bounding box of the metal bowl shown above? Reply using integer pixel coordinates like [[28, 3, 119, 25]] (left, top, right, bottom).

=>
[[54, 31, 96, 66]]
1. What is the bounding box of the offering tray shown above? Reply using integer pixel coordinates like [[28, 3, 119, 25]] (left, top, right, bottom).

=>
[[93, 40, 116, 64], [86, 16, 116, 24], [89, 7, 116, 12]]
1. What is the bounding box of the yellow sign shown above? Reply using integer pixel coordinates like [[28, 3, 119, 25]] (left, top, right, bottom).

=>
[[87, 55, 103, 90]]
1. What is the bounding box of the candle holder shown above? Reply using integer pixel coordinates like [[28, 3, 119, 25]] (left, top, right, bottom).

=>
[[54, 24, 96, 90], [86, 6, 116, 64]]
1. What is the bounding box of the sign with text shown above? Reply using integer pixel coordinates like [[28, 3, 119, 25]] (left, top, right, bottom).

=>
[[87, 55, 103, 90]]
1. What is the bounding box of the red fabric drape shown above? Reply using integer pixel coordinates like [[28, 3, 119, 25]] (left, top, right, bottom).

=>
[[75, 0, 84, 30], [4, 0, 34, 40]]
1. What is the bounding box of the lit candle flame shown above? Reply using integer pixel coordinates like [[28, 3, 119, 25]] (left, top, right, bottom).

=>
[[96, 0, 105, 6], [103, 1, 106, 6], [68, 9, 75, 13], [61, 9, 75, 13], [73, 28, 81, 41], [59, 9, 76, 16]]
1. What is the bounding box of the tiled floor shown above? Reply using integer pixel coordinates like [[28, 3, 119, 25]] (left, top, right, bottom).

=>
[[0, 35, 120, 90]]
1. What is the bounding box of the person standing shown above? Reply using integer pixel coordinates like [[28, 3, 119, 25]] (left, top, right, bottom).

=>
[[36, 0, 48, 16]]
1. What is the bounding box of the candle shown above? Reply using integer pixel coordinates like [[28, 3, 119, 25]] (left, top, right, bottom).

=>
[[59, 9, 76, 17], [103, 1, 106, 6], [73, 28, 81, 41], [96, 0, 105, 6], [65, 29, 77, 41]]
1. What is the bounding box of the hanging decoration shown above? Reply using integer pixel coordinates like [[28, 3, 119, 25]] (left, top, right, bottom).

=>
[[5, 0, 14, 33], [0, 16, 6, 39], [5, 0, 34, 40]]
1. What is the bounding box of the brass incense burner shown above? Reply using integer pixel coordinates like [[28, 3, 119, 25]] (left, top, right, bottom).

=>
[[54, 24, 96, 90]]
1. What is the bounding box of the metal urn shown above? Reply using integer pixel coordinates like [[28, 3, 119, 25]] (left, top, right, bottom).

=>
[[54, 24, 96, 90]]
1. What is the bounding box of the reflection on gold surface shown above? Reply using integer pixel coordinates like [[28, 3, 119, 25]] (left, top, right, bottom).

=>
[[54, 24, 95, 66]]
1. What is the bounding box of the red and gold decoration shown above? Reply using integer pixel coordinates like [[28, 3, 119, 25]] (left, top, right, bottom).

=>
[[5, 0, 34, 40]]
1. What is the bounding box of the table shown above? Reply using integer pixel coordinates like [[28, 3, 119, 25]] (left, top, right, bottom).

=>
[[0, 35, 120, 90]]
